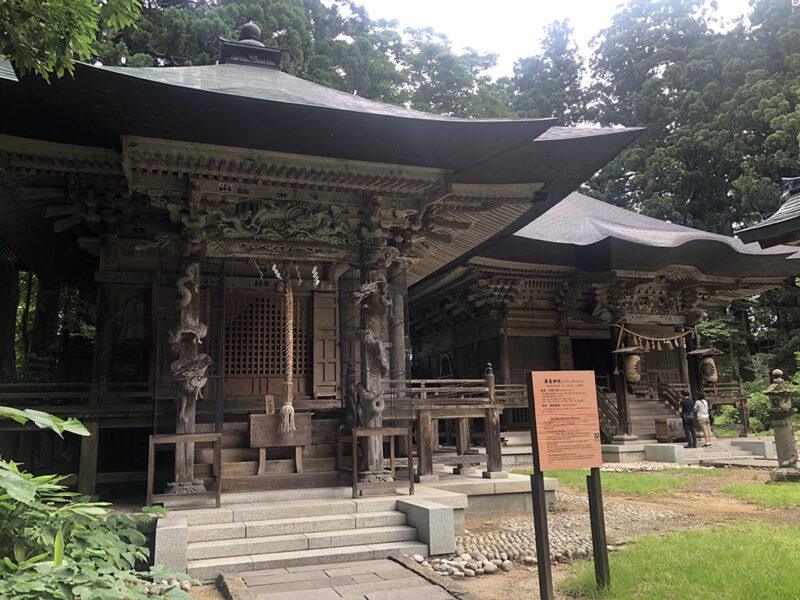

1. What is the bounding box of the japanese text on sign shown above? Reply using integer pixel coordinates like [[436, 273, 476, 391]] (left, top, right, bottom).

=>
[[530, 370, 602, 471]]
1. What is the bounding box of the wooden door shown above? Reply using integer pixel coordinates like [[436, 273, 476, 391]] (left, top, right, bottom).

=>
[[313, 291, 339, 398]]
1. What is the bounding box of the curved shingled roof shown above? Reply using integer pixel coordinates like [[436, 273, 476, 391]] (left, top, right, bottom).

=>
[[737, 179, 800, 247], [479, 192, 800, 277]]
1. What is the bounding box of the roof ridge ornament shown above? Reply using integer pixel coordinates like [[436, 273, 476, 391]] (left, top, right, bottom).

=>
[[220, 21, 283, 69]]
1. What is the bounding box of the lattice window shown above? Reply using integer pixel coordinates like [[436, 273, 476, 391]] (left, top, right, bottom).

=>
[[641, 350, 682, 387], [224, 294, 312, 376]]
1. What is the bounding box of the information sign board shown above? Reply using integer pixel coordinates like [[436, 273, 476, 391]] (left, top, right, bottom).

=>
[[529, 370, 602, 471]]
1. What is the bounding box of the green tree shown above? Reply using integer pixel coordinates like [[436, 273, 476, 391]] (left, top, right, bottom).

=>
[[0, 0, 141, 79], [501, 20, 587, 123], [401, 27, 503, 117]]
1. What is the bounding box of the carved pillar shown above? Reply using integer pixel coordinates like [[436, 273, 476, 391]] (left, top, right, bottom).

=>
[[355, 263, 391, 481], [168, 261, 211, 493]]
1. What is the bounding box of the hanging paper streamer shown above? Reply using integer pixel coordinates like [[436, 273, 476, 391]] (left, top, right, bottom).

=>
[[611, 324, 699, 351]]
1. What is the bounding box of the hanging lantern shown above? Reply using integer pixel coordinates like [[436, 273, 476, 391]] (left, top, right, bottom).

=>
[[624, 354, 642, 383], [700, 356, 718, 382]]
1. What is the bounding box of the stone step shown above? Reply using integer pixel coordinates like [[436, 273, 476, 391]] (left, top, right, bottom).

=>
[[186, 525, 417, 560], [181, 497, 357, 525], [187, 510, 407, 541], [186, 541, 429, 580]]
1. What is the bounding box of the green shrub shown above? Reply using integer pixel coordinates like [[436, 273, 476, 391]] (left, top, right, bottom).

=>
[[0, 407, 195, 599]]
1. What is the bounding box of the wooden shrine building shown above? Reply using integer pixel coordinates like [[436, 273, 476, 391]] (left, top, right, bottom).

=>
[[410, 192, 800, 441], [738, 177, 800, 248], [0, 26, 641, 497]]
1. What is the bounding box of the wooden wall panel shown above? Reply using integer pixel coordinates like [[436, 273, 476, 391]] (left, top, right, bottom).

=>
[[313, 291, 339, 398]]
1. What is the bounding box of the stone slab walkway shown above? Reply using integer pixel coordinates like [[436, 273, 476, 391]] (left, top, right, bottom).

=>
[[223, 558, 455, 600]]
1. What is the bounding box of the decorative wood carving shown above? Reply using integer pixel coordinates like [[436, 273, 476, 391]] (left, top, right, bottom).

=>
[[354, 271, 393, 481], [208, 201, 354, 245], [167, 262, 210, 494]]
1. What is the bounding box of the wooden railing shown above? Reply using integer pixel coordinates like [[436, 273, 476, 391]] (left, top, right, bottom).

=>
[[495, 383, 527, 407], [0, 382, 157, 421], [704, 379, 750, 436], [658, 379, 751, 437], [596, 386, 620, 441], [657, 380, 688, 413], [389, 379, 490, 406]]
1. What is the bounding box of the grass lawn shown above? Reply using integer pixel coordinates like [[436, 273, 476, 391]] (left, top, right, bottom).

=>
[[515, 469, 692, 495], [716, 428, 800, 439], [561, 520, 800, 599], [723, 482, 800, 508]]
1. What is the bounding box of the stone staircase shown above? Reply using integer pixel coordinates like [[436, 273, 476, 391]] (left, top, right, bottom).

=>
[[181, 495, 428, 579], [683, 443, 757, 465], [628, 393, 679, 440]]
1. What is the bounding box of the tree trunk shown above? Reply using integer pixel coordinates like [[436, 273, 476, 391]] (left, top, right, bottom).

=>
[[0, 265, 18, 381]]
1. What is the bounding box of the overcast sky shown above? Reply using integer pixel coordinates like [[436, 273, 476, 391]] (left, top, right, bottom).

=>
[[355, 0, 753, 80]]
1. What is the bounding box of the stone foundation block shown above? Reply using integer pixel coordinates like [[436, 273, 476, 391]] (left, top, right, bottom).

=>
[[644, 444, 685, 464], [397, 498, 455, 556], [154, 515, 188, 573], [731, 439, 776, 459]]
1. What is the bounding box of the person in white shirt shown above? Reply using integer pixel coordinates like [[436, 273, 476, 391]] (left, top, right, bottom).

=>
[[694, 392, 712, 447]]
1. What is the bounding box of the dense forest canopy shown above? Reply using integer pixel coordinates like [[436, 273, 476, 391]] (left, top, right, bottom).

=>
[[1, 0, 799, 383]]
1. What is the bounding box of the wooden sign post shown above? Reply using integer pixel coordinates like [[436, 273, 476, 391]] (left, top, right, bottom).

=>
[[527, 370, 609, 600]]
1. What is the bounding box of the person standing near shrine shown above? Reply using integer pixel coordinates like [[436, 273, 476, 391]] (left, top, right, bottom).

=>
[[694, 392, 713, 447], [679, 390, 697, 448]]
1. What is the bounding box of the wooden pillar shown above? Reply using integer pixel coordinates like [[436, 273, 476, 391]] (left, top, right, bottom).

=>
[[484, 408, 504, 475], [388, 264, 410, 456], [498, 330, 512, 383], [77, 418, 100, 495], [613, 358, 631, 436], [498, 327, 512, 429], [558, 335, 574, 371], [456, 417, 470, 455], [676, 326, 690, 385], [417, 409, 434, 477], [483, 364, 506, 477], [0, 265, 18, 381], [685, 329, 703, 395], [611, 326, 632, 437]]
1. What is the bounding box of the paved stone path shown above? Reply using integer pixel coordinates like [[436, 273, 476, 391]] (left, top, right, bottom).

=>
[[233, 559, 455, 600]]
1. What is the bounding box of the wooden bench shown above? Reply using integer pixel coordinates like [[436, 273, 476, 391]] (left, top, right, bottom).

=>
[[249, 413, 312, 475]]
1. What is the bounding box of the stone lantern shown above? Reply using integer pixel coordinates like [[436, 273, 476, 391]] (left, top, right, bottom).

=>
[[764, 369, 800, 482]]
